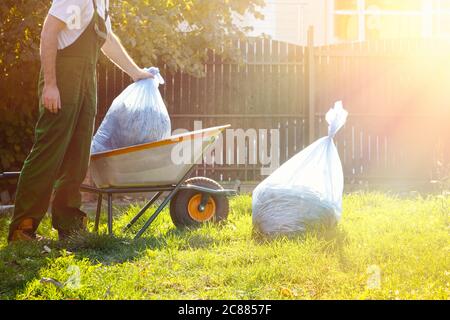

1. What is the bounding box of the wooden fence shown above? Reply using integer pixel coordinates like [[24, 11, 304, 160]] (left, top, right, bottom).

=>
[[312, 37, 450, 185], [96, 30, 450, 185]]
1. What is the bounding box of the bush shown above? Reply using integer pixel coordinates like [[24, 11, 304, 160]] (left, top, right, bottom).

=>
[[0, 1, 48, 193]]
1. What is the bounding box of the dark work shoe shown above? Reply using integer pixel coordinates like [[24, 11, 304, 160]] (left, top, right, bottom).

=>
[[58, 230, 72, 241], [57, 215, 88, 241]]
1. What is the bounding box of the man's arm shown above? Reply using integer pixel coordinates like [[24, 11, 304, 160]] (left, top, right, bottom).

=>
[[101, 32, 153, 82], [40, 14, 66, 114]]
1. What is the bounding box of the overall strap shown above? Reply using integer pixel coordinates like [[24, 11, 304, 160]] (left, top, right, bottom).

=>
[[105, 0, 109, 21], [92, 0, 108, 21], [91, 0, 108, 41]]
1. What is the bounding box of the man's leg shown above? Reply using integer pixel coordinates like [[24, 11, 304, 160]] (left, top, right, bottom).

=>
[[8, 98, 81, 241], [8, 60, 84, 241], [52, 76, 97, 237]]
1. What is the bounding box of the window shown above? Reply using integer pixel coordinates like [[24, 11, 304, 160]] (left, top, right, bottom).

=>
[[333, 0, 450, 41], [335, 0, 358, 10], [335, 15, 359, 40], [365, 0, 422, 11], [365, 15, 422, 40]]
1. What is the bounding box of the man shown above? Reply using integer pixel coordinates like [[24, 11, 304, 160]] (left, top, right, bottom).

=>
[[8, 0, 152, 242]]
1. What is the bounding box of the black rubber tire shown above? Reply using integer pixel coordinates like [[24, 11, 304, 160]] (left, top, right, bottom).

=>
[[169, 177, 229, 228]]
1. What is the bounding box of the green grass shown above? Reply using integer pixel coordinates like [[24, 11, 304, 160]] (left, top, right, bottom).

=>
[[0, 193, 449, 300]]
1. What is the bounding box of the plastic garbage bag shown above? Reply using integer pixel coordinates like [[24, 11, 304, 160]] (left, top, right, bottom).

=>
[[91, 67, 171, 153], [252, 101, 348, 236]]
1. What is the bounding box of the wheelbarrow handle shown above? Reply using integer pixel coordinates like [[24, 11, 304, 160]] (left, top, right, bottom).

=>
[[0, 172, 21, 181]]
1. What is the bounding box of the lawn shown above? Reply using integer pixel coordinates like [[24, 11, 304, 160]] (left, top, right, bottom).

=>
[[0, 192, 449, 300]]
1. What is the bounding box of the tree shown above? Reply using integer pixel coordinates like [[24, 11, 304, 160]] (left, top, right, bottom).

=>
[[111, 0, 264, 75], [0, 0, 264, 175], [0, 1, 48, 175]]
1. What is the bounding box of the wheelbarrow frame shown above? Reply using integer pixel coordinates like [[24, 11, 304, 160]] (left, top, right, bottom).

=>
[[1, 169, 236, 239], [80, 164, 236, 239]]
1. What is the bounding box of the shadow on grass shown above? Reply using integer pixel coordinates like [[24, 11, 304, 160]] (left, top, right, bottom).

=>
[[251, 223, 350, 253], [58, 225, 222, 265], [252, 223, 348, 242], [0, 243, 56, 299], [0, 213, 222, 299], [0, 215, 54, 299]]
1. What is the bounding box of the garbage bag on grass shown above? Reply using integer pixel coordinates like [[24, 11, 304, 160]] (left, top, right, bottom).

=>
[[91, 67, 171, 153], [252, 101, 348, 236]]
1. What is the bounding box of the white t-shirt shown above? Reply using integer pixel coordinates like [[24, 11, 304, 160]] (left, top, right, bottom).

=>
[[49, 0, 112, 49]]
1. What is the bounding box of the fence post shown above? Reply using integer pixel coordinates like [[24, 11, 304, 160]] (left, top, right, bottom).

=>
[[306, 26, 315, 144]]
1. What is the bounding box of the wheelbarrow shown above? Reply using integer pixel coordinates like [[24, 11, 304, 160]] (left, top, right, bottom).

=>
[[0, 125, 236, 239]]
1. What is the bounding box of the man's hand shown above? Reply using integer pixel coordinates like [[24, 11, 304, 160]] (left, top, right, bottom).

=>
[[102, 32, 155, 82], [131, 68, 154, 82], [40, 14, 65, 114], [42, 84, 61, 114]]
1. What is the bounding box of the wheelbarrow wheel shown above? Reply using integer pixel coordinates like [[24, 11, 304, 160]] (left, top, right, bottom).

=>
[[170, 177, 229, 228]]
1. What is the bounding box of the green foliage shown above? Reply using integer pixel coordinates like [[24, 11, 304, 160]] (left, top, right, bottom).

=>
[[0, 0, 264, 176], [0, 112, 34, 171], [0, 193, 449, 299], [0, 1, 49, 186], [0, 1, 48, 115], [111, 0, 265, 75]]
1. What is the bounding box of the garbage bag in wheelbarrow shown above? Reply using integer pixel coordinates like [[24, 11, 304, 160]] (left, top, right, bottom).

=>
[[252, 101, 348, 236], [91, 67, 171, 153]]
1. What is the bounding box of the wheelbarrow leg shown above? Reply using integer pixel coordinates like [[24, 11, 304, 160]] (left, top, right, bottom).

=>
[[134, 191, 176, 240], [134, 166, 196, 240], [107, 193, 113, 235], [94, 193, 102, 233], [123, 191, 163, 232]]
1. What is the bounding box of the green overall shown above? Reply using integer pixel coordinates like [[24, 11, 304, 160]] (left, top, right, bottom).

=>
[[8, 0, 108, 240]]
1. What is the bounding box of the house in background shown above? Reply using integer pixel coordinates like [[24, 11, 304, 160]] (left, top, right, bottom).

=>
[[243, 0, 450, 46]]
